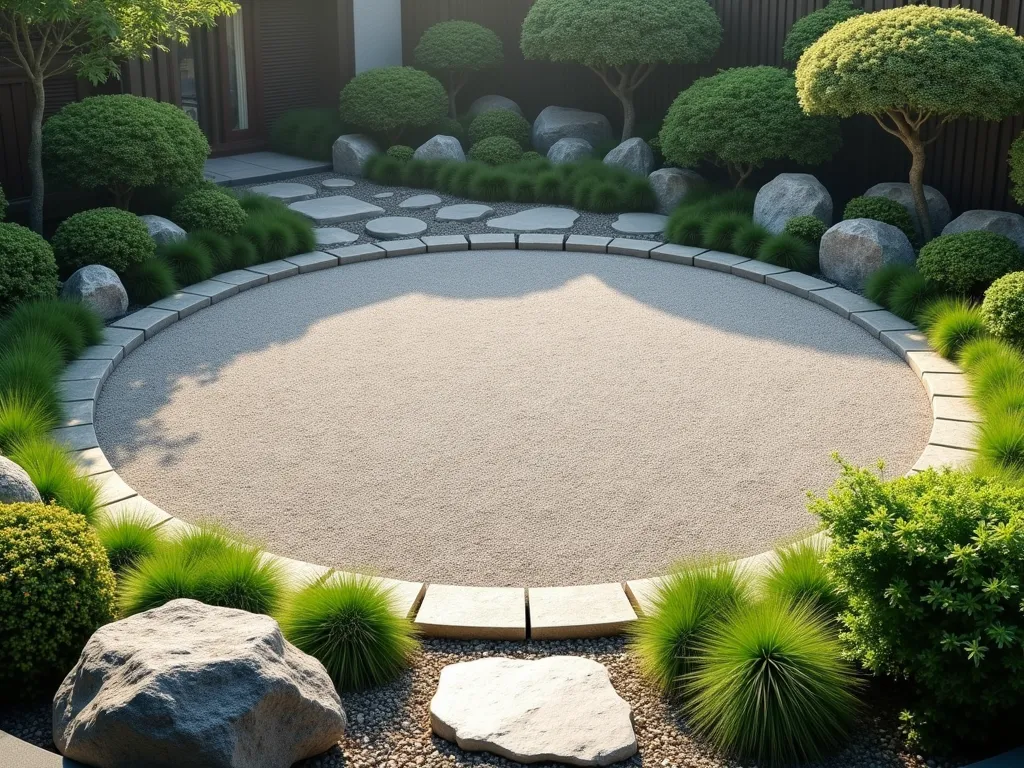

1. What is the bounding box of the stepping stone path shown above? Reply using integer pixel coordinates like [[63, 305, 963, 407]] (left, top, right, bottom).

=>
[[253, 182, 317, 203], [365, 216, 428, 240], [436, 204, 494, 223], [321, 178, 355, 189], [374, 192, 394, 199], [314, 228, 358, 247], [430, 656, 637, 766], [289, 195, 384, 225], [487, 207, 580, 232], [612, 212, 668, 235], [399, 194, 443, 210]]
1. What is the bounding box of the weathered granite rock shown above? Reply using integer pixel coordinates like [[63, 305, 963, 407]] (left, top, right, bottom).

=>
[[468, 95, 523, 120], [61, 265, 128, 321], [865, 181, 952, 239], [0, 456, 41, 504], [942, 210, 1024, 250], [603, 138, 655, 177], [332, 134, 380, 177], [547, 138, 594, 165], [138, 215, 186, 246], [53, 600, 345, 768], [414, 135, 466, 163], [649, 168, 705, 215], [754, 173, 833, 234], [820, 219, 916, 291], [430, 656, 637, 766], [532, 107, 613, 155]]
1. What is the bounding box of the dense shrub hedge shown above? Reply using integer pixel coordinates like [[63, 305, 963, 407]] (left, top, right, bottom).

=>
[[917, 231, 1021, 297], [339, 67, 447, 144], [171, 186, 248, 237], [51, 208, 155, 276], [269, 108, 345, 162], [0, 223, 59, 312]]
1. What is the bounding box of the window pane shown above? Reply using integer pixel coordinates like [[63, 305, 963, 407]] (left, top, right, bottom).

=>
[[225, 10, 249, 131]]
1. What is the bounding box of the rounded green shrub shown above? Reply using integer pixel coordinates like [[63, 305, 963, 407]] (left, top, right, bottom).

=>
[[413, 21, 503, 117], [386, 145, 415, 163], [783, 0, 864, 63], [278, 574, 419, 691], [783, 215, 827, 247], [761, 539, 843, 617], [918, 232, 1022, 297], [43, 95, 209, 207], [122, 258, 177, 305], [269, 108, 344, 162], [921, 298, 987, 359], [469, 136, 524, 166], [865, 263, 917, 308], [982, 271, 1024, 347], [0, 223, 59, 311], [0, 502, 116, 693], [843, 196, 917, 245], [171, 187, 247, 237], [51, 208, 155, 277], [703, 213, 748, 252], [468, 110, 530, 148], [1011, 131, 1024, 206], [339, 67, 447, 144], [758, 233, 816, 272], [95, 509, 166, 574], [889, 271, 938, 323], [521, 150, 544, 164]]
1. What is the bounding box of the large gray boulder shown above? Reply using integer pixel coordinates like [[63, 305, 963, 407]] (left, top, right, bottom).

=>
[[53, 599, 345, 768], [532, 106, 614, 155], [754, 173, 833, 234], [332, 134, 379, 177], [60, 265, 128, 321], [865, 182, 952, 240], [430, 656, 637, 766], [138, 215, 186, 246], [414, 135, 466, 163], [603, 138, 655, 177], [820, 219, 916, 291], [547, 138, 593, 165], [0, 456, 41, 504], [649, 168, 705, 214], [467, 95, 523, 120], [942, 210, 1024, 250]]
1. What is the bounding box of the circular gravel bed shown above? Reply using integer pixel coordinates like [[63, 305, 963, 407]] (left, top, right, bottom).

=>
[[95, 250, 931, 586]]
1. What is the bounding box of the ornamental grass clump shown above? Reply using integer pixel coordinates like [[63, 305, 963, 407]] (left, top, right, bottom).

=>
[[156, 239, 214, 286], [865, 263, 918, 308], [0, 392, 55, 454], [278, 574, 419, 692], [732, 221, 771, 258], [975, 412, 1024, 483], [533, 171, 563, 204], [95, 509, 166, 573], [0, 298, 101, 362], [468, 168, 513, 202], [586, 182, 624, 214], [758, 233, 817, 272], [0, 331, 64, 425], [188, 230, 233, 273], [8, 437, 100, 522], [888, 271, 938, 323], [919, 297, 988, 359], [964, 338, 1024, 403], [703, 213, 749, 252], [121, 258, 177, 305], [227, 235, 259, 270], [666, 210, 705, 247], [761, 539, 844, 617]]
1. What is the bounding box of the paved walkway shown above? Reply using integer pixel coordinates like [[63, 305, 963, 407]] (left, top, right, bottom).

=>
[[204, 152, 329, 187]]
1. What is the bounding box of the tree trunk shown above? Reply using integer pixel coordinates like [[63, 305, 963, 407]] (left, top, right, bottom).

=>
[[907, 135, 931, 242], [448, 72, 459, 120], [28, 73, 45, 234], [616, 88, 635, 143]]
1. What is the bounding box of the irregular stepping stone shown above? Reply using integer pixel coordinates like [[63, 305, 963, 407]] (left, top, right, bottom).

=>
[[436, 204, 494, 222], [430, 656, 637, 766], [374, 192, 394, 199], [365, 216, 428, 240], [253, 182, 317, 203], [488, 207, 580, 232], [399, 194, 443, 210], [612, 213, 668, 235], [314, 227, 358, 246], [289, 195, 384, 225], [322, 178, 355, 189]]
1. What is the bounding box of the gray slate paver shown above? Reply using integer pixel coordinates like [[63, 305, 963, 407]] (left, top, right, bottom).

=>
[[565, 235, 613, 253], [694, 251, 748, 273], [51, 425, 99, 451], [436, 204, 494, 222], [611, 213, 668, 235], [487, 207, 580, 232], [179, 280, 239, 303], [329, 244, 387, 264], [246, 260, 300, 281], [765, 272, 833, 298], [365, 216, 428, 240], [78, 345, 124, 364], [422, 235, 469, 252], [212, 270, 269, 291], [849, 310, 916, 338], [518, 234, 565, 250], [399, 194, 443, 210], [289, 195, 385, 224], [59, 378, 102, 403], [607, 238, 661, 258], [809, 287, 882, 319], [285, 251, 338, 273], [314, 227, 358, 247], [111, 308, 177, 339], [151, 292, 211, 318], [731, 260, 789, 283], [469, 234, 516, 249], [102, 326, 145, 354], [650, 244, 705, 266], [61, 358, 112, 382], [253, 182, 317, 203], [382, 239, 427, 257]]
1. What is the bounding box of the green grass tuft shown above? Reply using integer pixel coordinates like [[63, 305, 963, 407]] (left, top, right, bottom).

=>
[[194, 542, 286, 615], [236, 192, 283, 216], [0, 299, 101, 362], [703, 213, 749, 252], [0, 331, 65, 424], [958, 336, 1011, 372], [257, 215, 299, 261], [188, 230, 233, 274], [509, 176, 536, 204], [118, 548, 199, 615], [0, 391, 56, 454], [278, 212, 317, 255], [622, 177, 657, 212], [975, 411, 1024, 483], [8, 437, 100, 522], [95, 509, 166, 573], [865, 264, 918, 309], [122, 258, 177, 305], [533, 171, 563, 204], [157, 239, 214, 286], [732, 221, 771, 259], [888, 271, 938, 323], [761, 539, 844, 617], [965, 339, 1024, 402], [920, 298, 988, 359], [239, 215, 271, 255], [586, 182, 623, 214], [666, 211, 706, 247], [758, 233, 817, 272], [468, 169, 512, 202], [227, 235, 259, 270]]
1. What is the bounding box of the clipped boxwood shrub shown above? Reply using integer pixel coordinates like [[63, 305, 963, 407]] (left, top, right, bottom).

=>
[[387, 145, 415, 163], [843, 196, 917, 245], [469, 136, 524, 166], [43, 94, 209, 208], [339, 67, 447, 144], [0, 223, 59, 311], [51, 207, 155, 276], [0, 502, 116, 692], [918, 231, 1022, 297], [468, 109, 531, 148], [783, 215, 827, 247], [812, 461, 1024, 748], [783, 0, 864, 63], [171, 186, 247, 237], [269, 107, 345, 162], [982, 271, 1024, 347]]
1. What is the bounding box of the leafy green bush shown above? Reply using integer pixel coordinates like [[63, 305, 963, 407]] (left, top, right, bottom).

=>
[[918, 232, 1021, 297], [782, 215, 827, 248], [157, 240, 213, 286], [688, 599, 860, 765], [95, 509, 166, 573], [122, 258, 177, 305], [758, 233, 816, 272], [468, 110, 530, 148], [0, 223, 59, 311], [843, 196, 917, 245], [660, 67, 841, 186], [0, 502, 116, 693], [1011, 132, 1024, 206], [278, 574, 419, 691], [469, 136, 524, 166], [9, 437, 100, 521], [339, 67, 447, 144], [982, 271, 1024, 347], [43, 95, 209, 208], [0, 392, 54, 454], [387, 145, 415, 163], [920, 298, 988, 359], [761, 539, 843, 616], [866, 263, 918, 308], [51, 208, 155, 276], [413, 21, 503, 117], [269, 107, 344, 162], [171, 187, 247, 237], [783, 0, 864, 63]]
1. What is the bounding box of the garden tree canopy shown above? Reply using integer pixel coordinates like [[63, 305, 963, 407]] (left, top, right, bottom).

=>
[[0, 0, 236, 233], [659, 66, 841, 188], [414, 21, 503, 119], [783, 0, 864, 63], [521, 0, 722, 142], [339, 67, 448, 145], [796, 6, 1024, 241]]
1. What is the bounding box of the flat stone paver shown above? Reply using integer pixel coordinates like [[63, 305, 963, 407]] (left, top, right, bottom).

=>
[[72, 447, 112, 476], [650, 244, 705, 266], [399, 194, 443, 210], [322, 178, 355, 189], [365, 216, 428, 240], [97, 496, 172, 529], [246, 260, 300, 281], [253, 182, 317, 203], [809, 287, 882, 319], [732, 259, 789, 282], [289, 195, 384, 225], [110, 308, 177, 339], [849, 310, 916, 338], [907, 350, 962, 377], [765, 272, 833, 298], [913, 444, 975, 472], [423, 235, 469, 252], [437, 204, 494, 222], [61, 358, 112, 382], [881, 329, 932, 359], [314, 228, 358, 247], [381, 239, 426, 258], [624, 578, 664, 616], [374, 192, 394, 199], [59, 400, 94, 428], [469, 234, 516, 249], [933, 395, 982, 423], [79, 345, 124, 364], [92, 470, 138, 507], [59, 378, 102, 403], [488, 207, 580, 232], [694, 251, 748, 272], [151, 292, 211, 319], [211, 270, 268, 291], [51, 425, 99, 451], [179, 280, 239, 304], [329, 244, 387, 265], [565, 235, 613, 252], [923, 371, 970, 399], [529, 583, 637, 639], [415, 585, 526, 640], [930, 419, 979, 451], [612, 213, 668, 235], [102, 327, 145, 355], [608, 238, 661, 258], [285, 251, 338, 273], [518, 234, 565, 250]]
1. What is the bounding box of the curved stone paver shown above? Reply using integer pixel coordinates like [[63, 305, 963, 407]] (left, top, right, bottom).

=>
[[321, 177, 355, 189], [365, 216, 428, 239], [61, 222, 974, 640], [611, 213, 668, 235], [487, 207, 580, 232]]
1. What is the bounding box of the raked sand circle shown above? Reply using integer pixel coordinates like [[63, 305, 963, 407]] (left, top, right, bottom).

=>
[[95, 250, 931, 587]]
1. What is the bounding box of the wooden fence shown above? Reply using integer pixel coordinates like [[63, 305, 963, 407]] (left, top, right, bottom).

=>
[[401, 0, 1024, 214]]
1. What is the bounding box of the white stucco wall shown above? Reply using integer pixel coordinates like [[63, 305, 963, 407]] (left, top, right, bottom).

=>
[[353, 0, 404, 73]]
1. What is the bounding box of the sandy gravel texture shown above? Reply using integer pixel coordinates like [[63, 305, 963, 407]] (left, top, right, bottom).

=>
[[95, 250, 931, 587]]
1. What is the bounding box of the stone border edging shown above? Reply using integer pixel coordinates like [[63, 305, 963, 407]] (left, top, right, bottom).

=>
[[53, 231, 977, 641]]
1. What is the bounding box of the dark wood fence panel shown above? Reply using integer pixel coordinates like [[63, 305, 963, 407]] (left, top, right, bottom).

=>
[[401, 0, 1024, 213]]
